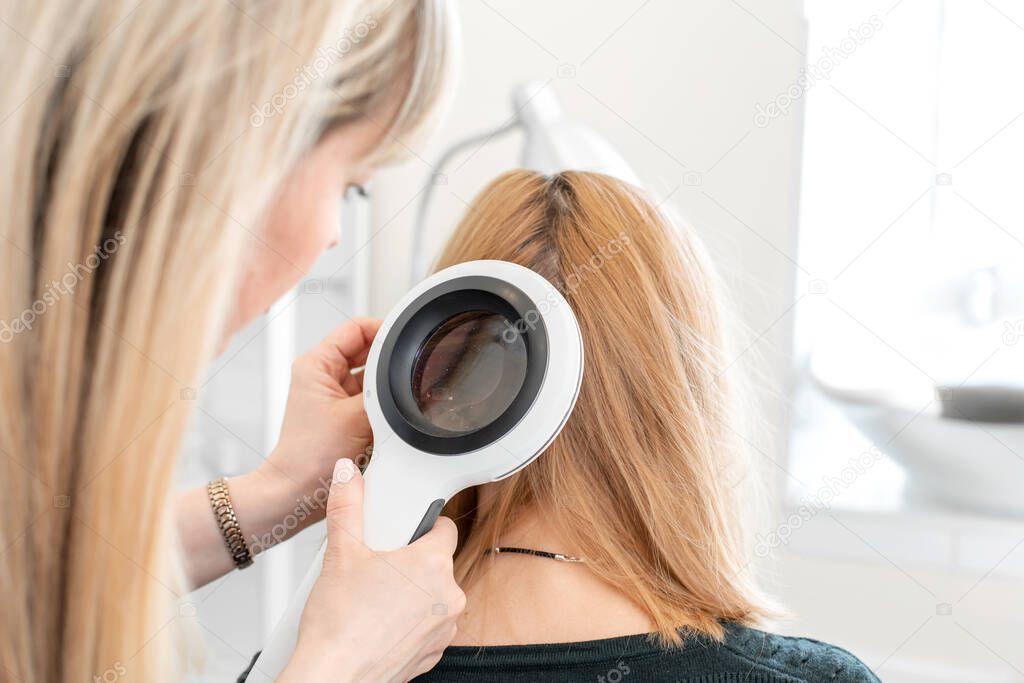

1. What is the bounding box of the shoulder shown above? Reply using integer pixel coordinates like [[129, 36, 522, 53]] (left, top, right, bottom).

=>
[[714, 623, 880, 683]]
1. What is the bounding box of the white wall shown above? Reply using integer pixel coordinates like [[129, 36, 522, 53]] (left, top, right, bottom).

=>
[[371, 0, 806, 305], [369, 0, 806, 476]]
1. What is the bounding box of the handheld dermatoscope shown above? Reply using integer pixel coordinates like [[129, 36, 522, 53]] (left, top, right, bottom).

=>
[[253, 259, 584, 677]]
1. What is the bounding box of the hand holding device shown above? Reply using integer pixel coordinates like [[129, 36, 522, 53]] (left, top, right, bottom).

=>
[[276, 460, 462, 683]]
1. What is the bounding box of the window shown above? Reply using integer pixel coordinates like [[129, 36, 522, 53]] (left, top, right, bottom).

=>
[[791, 0, 1024, 515]]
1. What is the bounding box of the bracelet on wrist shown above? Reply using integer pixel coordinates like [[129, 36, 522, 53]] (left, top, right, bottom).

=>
[[207, 477, 254, 569]]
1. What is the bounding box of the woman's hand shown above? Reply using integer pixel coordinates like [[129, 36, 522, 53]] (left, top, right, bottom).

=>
[[262, 317, 383, 497], [176, 318, 383, 588], [280, 460, 465, 682]]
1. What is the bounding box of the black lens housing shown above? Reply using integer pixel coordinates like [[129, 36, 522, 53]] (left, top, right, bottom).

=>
[[376, 276, 549, 455]]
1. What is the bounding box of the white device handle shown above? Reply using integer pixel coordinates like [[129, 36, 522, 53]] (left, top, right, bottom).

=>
[[250, 450, 444, 680]]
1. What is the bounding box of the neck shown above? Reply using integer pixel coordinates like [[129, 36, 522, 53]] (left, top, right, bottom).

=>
[[453, 501, 654, 647]]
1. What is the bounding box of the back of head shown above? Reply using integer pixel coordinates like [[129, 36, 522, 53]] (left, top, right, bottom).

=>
[[437, 170, 769, 644]]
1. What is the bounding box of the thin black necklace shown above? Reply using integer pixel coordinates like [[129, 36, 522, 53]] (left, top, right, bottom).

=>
[[486, 546, 584, 563]]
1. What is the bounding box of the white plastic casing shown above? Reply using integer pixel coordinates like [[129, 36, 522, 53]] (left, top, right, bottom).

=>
[[251, 260, 583, 679]]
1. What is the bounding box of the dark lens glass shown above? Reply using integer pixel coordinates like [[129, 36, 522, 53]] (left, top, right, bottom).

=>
[[410, 310, 528, 434]]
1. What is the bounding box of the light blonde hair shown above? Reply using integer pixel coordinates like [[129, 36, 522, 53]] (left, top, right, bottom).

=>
[[0, 1, 454, 681], [438, 171, 771, 645]]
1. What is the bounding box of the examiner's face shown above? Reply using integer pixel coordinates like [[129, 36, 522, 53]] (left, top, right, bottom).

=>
[[222, 110, 389, 347]]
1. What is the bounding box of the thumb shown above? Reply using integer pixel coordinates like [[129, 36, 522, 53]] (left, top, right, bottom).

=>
[[325, 459, 364, 554]]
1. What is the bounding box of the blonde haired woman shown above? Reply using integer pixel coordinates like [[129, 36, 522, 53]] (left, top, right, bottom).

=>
[[0, 1, 465, 681], [413, 171, 879, 682]]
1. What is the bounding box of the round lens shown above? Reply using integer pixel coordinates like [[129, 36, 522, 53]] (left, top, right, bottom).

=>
[[410, 310, 528, 434]]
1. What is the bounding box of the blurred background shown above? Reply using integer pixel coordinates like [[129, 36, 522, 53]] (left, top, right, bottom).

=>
[[182, 1, 1024, 680]]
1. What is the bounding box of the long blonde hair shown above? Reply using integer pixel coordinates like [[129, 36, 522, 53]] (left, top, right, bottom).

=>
[[438, 171, 771, 645], [0, 1, 454, 681]]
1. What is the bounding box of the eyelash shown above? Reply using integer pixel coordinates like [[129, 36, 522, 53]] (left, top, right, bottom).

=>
[[346, 184, 368, 199]]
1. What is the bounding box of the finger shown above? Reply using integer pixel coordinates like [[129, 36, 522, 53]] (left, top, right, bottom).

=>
[[310, 318, 383, 389], [410, 651, 446, 680], [339, 359, 360, 396], [325, 459, 365, 553], [338, 394, 372, 441], [324, 317, 383, 366], [410, 515, 458, 557]]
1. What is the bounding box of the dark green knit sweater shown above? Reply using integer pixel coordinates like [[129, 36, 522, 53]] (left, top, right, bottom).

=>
[[238, 623, 878, 682], [411, 623, 880, 683]]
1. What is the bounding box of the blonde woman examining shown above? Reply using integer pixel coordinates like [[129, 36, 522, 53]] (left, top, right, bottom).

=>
[[0, 1, 465, 681], [410, 171, 879, 682]]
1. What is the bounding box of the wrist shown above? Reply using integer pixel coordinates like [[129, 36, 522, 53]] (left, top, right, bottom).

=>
[[249, 460, 305, 509], [260, 445, 337, 505], [231, 466, 325, 555]]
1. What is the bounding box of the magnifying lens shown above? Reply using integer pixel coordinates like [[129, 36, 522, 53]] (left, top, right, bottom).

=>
[[254, 259, 584, 677]]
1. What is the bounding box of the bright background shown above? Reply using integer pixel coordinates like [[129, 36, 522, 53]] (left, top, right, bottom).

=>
[[183, 2, 1024, 681]]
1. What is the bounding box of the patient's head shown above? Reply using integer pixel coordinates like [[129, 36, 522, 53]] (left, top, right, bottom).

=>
[[438, 170, 769, 643]]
